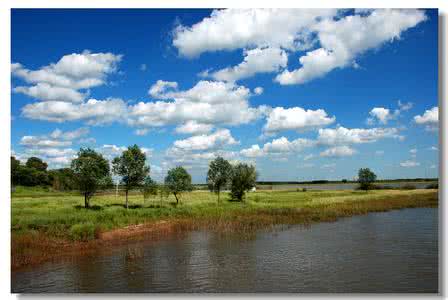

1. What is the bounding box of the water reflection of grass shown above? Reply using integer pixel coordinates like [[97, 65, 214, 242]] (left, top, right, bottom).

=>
[[12, 188, 437, 269]]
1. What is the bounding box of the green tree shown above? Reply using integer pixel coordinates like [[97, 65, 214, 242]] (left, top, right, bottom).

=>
[[48, 168, 77, 191], [26, 157, 48, 172], [14, 165, 34, 186], [112, 145, 150, 209], [71, 148, 110, 208], [230, 163, 257, 201], [164, 166, 193, 204], [207, 156, 232, 203], [29, 168, 50, 186], [11, 156, 21, 186], [99, 175, 114, 189], [141, 176, 158, 202], [358, 168, 377, 191], [10, 156, 50, 186]]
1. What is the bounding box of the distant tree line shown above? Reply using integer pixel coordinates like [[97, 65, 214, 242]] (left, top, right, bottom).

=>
[[11, 155, 114, 192], [257, 177, 437, 185], [12, 156, 73, 189]]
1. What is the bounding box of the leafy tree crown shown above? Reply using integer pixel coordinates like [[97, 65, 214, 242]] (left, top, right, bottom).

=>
[[26, 157, 48, 172], [207, 156, 232, 194], [164, 166, 193, 194], [71, 148, 110, 196], [112, 144, 150, 190], [358, 168, 377, 184], [230, 163, 257, 201]]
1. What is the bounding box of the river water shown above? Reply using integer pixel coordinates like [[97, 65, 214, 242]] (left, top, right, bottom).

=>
[[12, 208, 438, 293]]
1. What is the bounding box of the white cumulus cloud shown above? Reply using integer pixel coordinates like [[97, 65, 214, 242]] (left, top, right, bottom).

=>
[[263, 106, 335, 135], [172, 129, 238, 151], [368, 107, 395, 125], [366, 100, 413, 125], [49, 127, 89, 141], [130, 80, 267, 128], [317, 126, 401, 145], [275, 9, 426, 85], [148, 80, 178, 99], [12, 51, 122, 101], [240, 136, 315, 158], [240, 144, 265, 158], [208, 47, 287, 82], [320, 145, 356, 157], [15, 127, 94, 168], [414, 106, 438, 131], [13, 83, 86, 103], [175, 121, 214, 135], [20, 136, 72, 148], [22, 98, 128, 125], [173, 9, 337, 57]]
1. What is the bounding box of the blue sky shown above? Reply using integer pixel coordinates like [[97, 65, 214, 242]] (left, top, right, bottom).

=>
[[11, 9, 439, 183]]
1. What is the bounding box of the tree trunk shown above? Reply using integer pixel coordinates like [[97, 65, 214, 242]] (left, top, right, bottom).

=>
[[174, 193, 179, 204], [217, 191, 220, 204], [84, 193, 89, 208], [125, 190, 129, 209]]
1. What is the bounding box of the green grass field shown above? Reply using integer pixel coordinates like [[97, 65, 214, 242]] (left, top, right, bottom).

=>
[[12, 188, 438, 240]]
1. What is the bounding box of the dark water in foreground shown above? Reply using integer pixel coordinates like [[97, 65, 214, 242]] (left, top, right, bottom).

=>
[[12, 208, 438, 293]]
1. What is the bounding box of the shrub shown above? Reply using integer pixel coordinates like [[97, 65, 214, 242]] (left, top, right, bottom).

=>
[[426, 183, 438, 189], [370, 184, 393, 190], [230, 163, 257, 201], [355, 185, 376, 191], [69, 222, 98, 241], [357, 168, 377, 191]]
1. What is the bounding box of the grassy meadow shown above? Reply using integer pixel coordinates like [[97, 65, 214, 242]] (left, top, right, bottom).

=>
[[12, 187, 438, 269]]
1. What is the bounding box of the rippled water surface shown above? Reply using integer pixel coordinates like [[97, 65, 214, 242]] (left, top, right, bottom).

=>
[[12, 208, 438, 293]]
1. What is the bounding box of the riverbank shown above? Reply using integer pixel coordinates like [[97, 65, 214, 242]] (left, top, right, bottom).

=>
[[11, 189, 438, 270], [13, 207, 438, 293]]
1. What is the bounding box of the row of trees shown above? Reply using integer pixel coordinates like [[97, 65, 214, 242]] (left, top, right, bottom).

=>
[[71, 145, 152, 209], [12, 145, 258, 209], [207, 157, 257, 202], [11, 156, 81, 189], [73, 145, 258, 208], [12, 145, 376, 208]]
